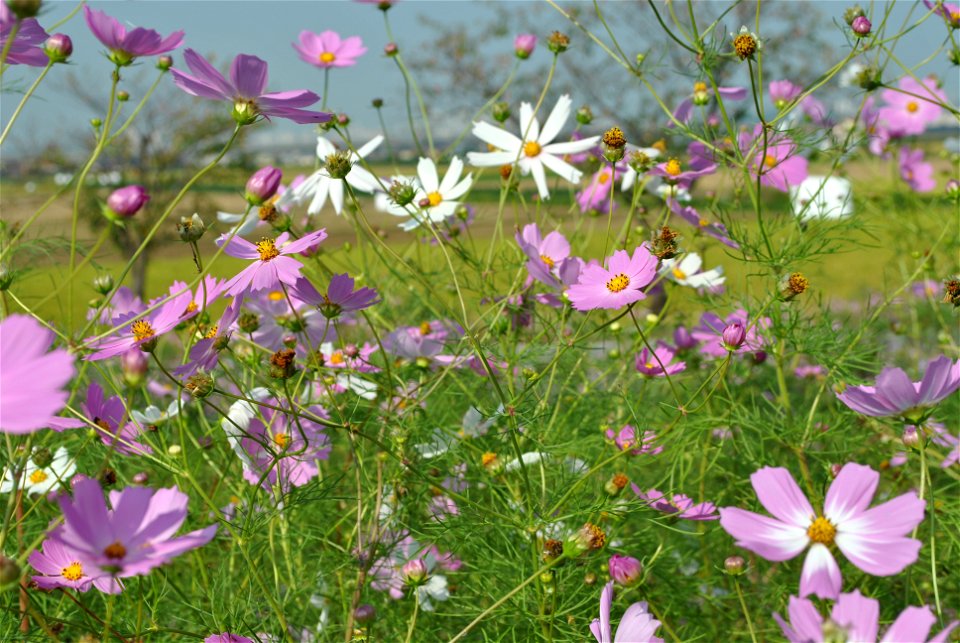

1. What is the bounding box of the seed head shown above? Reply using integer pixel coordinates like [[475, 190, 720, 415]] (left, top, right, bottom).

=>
[[547, 31, 570, 54], [732, 27, 761, 60], [269, 348, 297, 379]]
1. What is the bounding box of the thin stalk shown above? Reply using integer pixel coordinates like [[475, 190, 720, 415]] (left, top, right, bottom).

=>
[[0, 60, 54, 146]]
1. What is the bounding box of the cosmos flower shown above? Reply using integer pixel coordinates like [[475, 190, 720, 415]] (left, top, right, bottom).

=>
[[566, 245, 658, 311], [515, 223, 579, 287], [29, 538, 120, 594], [1, 447, 76, 496], [719, 463, 925, 599], [173, 298, 242, 378], [692, 309, 768, 358], [383, 157, 473, 231], [83, 284, 193, 361], [898, 147, 936, 193], [659, 253, 725, 290], [590, 581, 663, 643], [606, 425, 663, 456], [204, 635, 254, 643], [878, 76, 947, 137], [235, 286, 335, 351], [50, 478, 217, 578], [923, 0, 960, 27], [171, 49, 332, 125], [740, 125, 808, 192], [632, 486, 718, 520], [789, 175, 853, 220], [836, 355, 960, 420], [369, 535, 460, 611], [670, 82, 746, 126], [83, 6, 183, 65], [0, 315, 83, 434], [635, 344, 686, 377], [467, 94, 599, 199], [293, 30, 367, 68], [80, 383, 152, 456], [218, 229, 327, 297], [292, 274, 380, 319], [279, 135, 383, 216], [648, 157, 717, 189], [577, 165, 619, 214], [0, 3, 48, 66], [774, 590, 958, 643], [239, 401, 331, 493]]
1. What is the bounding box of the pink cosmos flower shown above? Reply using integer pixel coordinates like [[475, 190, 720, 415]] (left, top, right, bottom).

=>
[[566, 245, 658, 311], [0, 3, 49, 66], [291, 273, 381, 318], [648, 157, 717, 188], [0, 315, 84, 434], [899, 147, 936, 192], [924, 0, 960, 27], [577, 165, 619, 214], [293, 30, 367, 68], [29, 538, 120, 594], [236, 286, 335, 351], [606, 425, 662, 456], [635, 344, 686, 377], [515, 223, 578, 287], [878, 76, 947, 137], [667, 199, 740, 249], [171, 49, 333, 125], [83, 6, 183, 65], [239, 402, 331, 493], [383, 321, 462, 365], [218, 229, 327, 297], [50, 478, 217, 578], [318, 342, 381, 373], [590, 581, 663, 643], [692, 309, 768, 358], [369, 534, 460, 611], [719, 463, 925, 599], [740, 125, 808, 192], [80, 383, 152, 456], [204, 635, 254, 643], [775, 590, 958, 643], [173, 298, 242, 377], [670, 82, 746, 126], [632, 485, 718, 520], [836, 355, 960, 420]]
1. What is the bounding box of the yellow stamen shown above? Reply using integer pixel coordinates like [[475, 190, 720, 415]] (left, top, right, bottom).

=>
[[807, 516, 836, 545], [693, 81, 707, 93], [698, 218, 710, 227], [29, 470, 49, 484], [268, 290, 285, 301], [763, 154, 777, 168], [540, 254, 555, 268], [598, 172, 611, 185], [664, 159, 682, 176], [183, 301, 199, 316], [419, 322, 432, 336], [672, 267, 687, 280], [273, 433, 290, 449], [204, 325, 219, 339], [906, 101, 919, 113], [256, 238, 280, 261], [523, 141, 541, 157], [606, 274, 630, 293], [319, 52, 336, 64], [132, 320, 155, 342], [329, 351, 345, 365], [644, 362, 655, 369], [61, 561, 83, 581], [426, 191, 442, 207]]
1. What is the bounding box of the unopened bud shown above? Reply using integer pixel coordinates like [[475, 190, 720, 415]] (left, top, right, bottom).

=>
[[902, 426, 921, 449], [185, 372, 215, 398], [492, 101, 511, 123], [609, 554, 643, 586], [575, 105, 593, 125], [92, 273, 114, 295], [0, 555, 21, 586], [245, 166, 282, 206], [724, 555, 745, 575], [722, 322, 746, 351], [177, 213, 206, 242], [117, 90, 130, 102], [337, 112, 350, 127], [851, 15, 872, 36], [0, 264, 12, 291], [546, 31, 570, 54], [384, 42, 399, 56], [44, 33, 73, 63], [132, 472, 149, 485], [844, 5, 865, 25], [401, 559, 428, 585], [354, 604, 376, 624], [156, 55, 173, 71], [371, 97, 384, 108], [946, 178, 960, 201], [31, 447, 53, 468]]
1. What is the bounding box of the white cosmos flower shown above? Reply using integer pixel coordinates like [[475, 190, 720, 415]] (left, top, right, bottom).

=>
[[131, 400, 180, 429], [221, 387, 271, 470], [278, 135, 384, 216], [1, 447, 76, 495], [655, 183, 691, 202], [467, 94, 599, 199], [383, 157, 473, 231], [790, 175, 853, 221], [660, 253, 725, 289]]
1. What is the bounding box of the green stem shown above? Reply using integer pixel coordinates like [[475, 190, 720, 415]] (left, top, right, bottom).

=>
[[734, 578, 758, 643], [0, 60, 53, 146]]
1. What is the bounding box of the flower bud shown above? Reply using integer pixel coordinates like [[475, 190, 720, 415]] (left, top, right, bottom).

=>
[[177, 213, 206, 242], [156, 55, 173, 71], [604, 472, 629, 496], [564, 522, 606, 557], [575, 105, 593, 125], [121, 348, 148, 386], [608, 554, 643, 586], [31, 447, 53, 468], [722, 322, 746, 351], [724, 555, 745, 575], [90, 273, 113, 296], [98, 467, 117, 487], [269, 348, 297, 379], [0, 555, 21, 586], [546, 31, 570, 54], [325, 151, 353, 179], [117, 90, 130, 102], [388, 179, 417, 207], [401, 559, 428, 585], [492, 101, 511, 123], [946, 178, 960, 201], [780, 272, 809, 301], [384, 42, 399, 56], [0, 263, 12, 291], [132, 472, 149, 485], [105, 185, 149, 220], [5, 0, 41, 20], [238, 312, 260, 334], [635, 52, 646, 65], [851, 16, 872, 36], [902, 426, 921, 449], [371, 97, 384, 108], [601, 127, 627, 163], [245, 166, 282, 206], [584, 571, 598, 585], [949, 47, 960, 66], [943, 279, 960, 307], [514, 33, 537, 59], [44, 33, 73, 63], [829, 463, 843, 478], [354, 604, 376, 624], [337, 112, 350, 127], [185, 373, 215, 398], [844, 5, 865, 25], [856, 66, 882, 91]]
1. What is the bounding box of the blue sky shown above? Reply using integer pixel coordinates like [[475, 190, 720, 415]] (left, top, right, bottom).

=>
[[2, 1, 958, 157]]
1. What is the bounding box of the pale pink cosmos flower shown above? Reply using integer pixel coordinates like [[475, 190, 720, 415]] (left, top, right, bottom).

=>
[[836, 355, 960, 420], [577, 165, 619, 214], [218, 229, 327, 297], [29, 538, 121, 594], [719, 463, 925, 599], [775, 590, 958, 643], [740, 125, 808, 192], [635, 344, 686, 377], [83, 284, 193, 361], [0, 3, 49, 66], [878, 76, 947, 137], [80, 382, 152, 456], [606, 425, 662, 456], [899, 147, 937, 192], [50, 478, 217, 579], [590, 581, 663, 643], [293, 30, 366, 68], [632, 485, 717, 520], [515, 223, 578, 287], [239, 402, 331, 494], [292, 273, 380, 319], [0, 315, 84, 434], [566, 245, 658, 311], [83, 6, 183, 65]]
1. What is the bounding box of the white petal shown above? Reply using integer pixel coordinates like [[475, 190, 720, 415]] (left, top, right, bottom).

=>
[[539, 94, 572, 144], [467, 150, 520, 167], [471, 121, 522, 151], [528, 159, 550, 199], [518, 101, 540, 143], [355, 135, 384, 159], [417, 157, 440, 193], [542, 136, 601, 155], [540, 153, 583, 185], [439, 156, 463, 194], [330, 181, 344, 215], [443, 174, 473, 201], [315, 136, 336, 158]]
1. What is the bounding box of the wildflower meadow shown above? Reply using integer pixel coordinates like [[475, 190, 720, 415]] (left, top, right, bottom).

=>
[[2, 0, 960, 641]]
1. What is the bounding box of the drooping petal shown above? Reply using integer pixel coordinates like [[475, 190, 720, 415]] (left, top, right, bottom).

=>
[[230, 54, 269, 99], [831, 590, 879, 642], [798, 543, 842, 599]]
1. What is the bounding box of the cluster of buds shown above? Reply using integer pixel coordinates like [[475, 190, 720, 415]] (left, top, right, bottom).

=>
[[732, 26, 761, 60], [780, 272, 809, 301], [546, 31, 570, 54], [600, 127, 627, 163], [650, 226, 680, 260]]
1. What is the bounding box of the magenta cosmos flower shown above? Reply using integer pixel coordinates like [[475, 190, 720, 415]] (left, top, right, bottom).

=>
[[899, 147, 936, 192], [878, 76, 947, 137], [740, 125, 808, 192], [719, 463, 925, 599], [218, 229, 328, 297], [667, 199, 739, 249], [291, 274, 381, 319], [0, 315, 83, 434], [239, 401, 331, 493], [775, 590, 958, 643], [171, 49, 332, 126], [692, 309, 768, 358], [204, 635, 254, 643], [83, 6, 183, 66], [648, 157, 717, 188], [84, 284, 194, 361], [635, 343, 686, 377], [30, 538, 120, 594], [566, 245, 658, 311], [924, 0, 960, 28], [836, 355, 960, 421], [293, 30, 367, 68], [515, 223, 578, 287], [590, 581, 663, 643], [80, 382, 151, 456], [50, 478, 217, 578], [0, 3, 49, 66], [633, 485, 718, 520], [606, 425, 662, 456]]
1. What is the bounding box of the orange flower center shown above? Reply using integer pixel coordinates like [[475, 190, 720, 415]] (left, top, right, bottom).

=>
[[273, 433, 290, 449], [672, 267, 687, 280], [693, 81, 707, 93], [540, 254, 555, 268], [426, 191, 443, 207], [132, 320, 155, 342], [806, 516, 836, 545], [906, 101, 919, 113], [61, 561, 83, 581], [268, 290, 285, 301], [665, 159, 682, 176], [419, 322, 432, 335], [523, 141, 541, 157], [606, 274, 630, 293], [598, 171, 611, 185], [204, 325, 219, 339], [103, 541, 127, 560], [320, 52, 336, 64], [329, 351, 345, 365], [257, 238, 280, 261], [29, 470, 49, 484], [763, 154, 778, 168]]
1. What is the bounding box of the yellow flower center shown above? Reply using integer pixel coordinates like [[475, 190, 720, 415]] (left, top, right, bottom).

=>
[[906, 101, 919, 113], [807, 516, 836, 545], [598, 172, 611, 185], [204, 325, 219, 339], [693, 81, 708, 93], [320, 52, 336, 64], [132, 320, 156, 342], [268, 290, 285, 301], [419, 322, 432, 335], [29, 470, 49, 484], [733, 33, 757, 59], [672, 267, 687, 280], [665, 159, 682, 176], [61, 561, 83, 581], [523, 141, 542, 157], [763, 154, 777, 168], [644, 362, 655, 369], [698, 218, 710, 228], [257, 238, 280, 261], [329, 351, 345, 365], [426, 191, 443, 207], [103, 541, 127, 560], [540, 254, 555, 268], [606, 274, 630, 293], [183, 301, 199, 317], [274, 433, 290, 449]]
